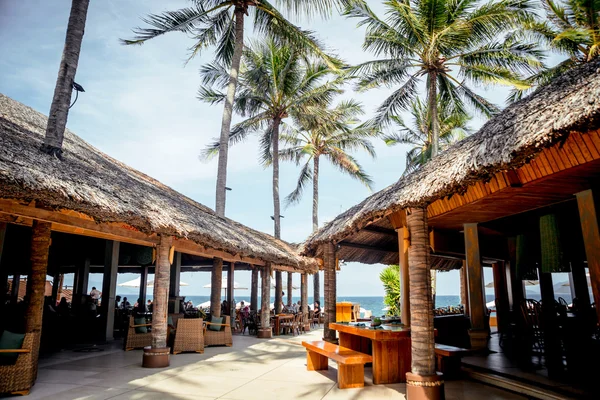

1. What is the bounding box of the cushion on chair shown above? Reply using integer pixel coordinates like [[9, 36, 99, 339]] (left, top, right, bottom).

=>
[[208, 316, 223, 331], [0, 330, 25, 365], [134, 318, 148, 333]]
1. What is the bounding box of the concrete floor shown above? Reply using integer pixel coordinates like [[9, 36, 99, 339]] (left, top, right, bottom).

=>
[[4, 329, 528, 400]]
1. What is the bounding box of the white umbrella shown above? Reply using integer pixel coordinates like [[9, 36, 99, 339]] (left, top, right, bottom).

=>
[[485, 282, 494, 288], [198, 300, 211, 309], [486, 300, 496, 308], [270, 282, 300, 290], [119, 277, 189, 288], [203, 279, 247, 290]]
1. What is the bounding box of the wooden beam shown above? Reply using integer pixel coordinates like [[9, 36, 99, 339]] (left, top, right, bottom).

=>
[[464, 223, 487, 349], [575, 189, 600, 321], [338, 241, 397, 253], [387, 210, 406, 230], [172, 238, 265, 266], [362, 225, 396, 238]]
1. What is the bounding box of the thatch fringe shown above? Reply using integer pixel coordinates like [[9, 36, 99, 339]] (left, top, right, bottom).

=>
[[302, 60, 600, 256], [0, 94, 317, 271]]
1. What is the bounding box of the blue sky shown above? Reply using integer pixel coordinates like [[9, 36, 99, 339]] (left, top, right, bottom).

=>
[[1, 0, 522, 297]]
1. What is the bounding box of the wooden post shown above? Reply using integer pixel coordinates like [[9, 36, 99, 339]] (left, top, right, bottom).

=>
[[25, 221, 52, 380], [258, 262, 272, 338], [301, 272, 309, 331], [151, 236, 172, 349], [538, 265, 563, 377], [139, 265, 148, 306], [275, 271, 282, 314], [313, 271, 320, 313], [492, 262, 510, 333], [101, 241, 119, 340], [0, 222, 7, 302], [227, 263, 235, 317], [11, 274, 20, 303], [460, 261, 469, 316], [507, 237, 523, 312], [169, 252, 181, 313], [76, 257, 90, 295], [464, 223, 488, 349], [210, 258, 223, 317], [323, 242, 337, 343], [571, 262, 591, 308], [398, 227, 410, 326], [287, 272, 293, 306], [250, 268, 258, 312], [575, 189, 600, 321]]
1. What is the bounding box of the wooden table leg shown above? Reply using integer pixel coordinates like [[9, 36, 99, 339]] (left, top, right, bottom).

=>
[[372, 338, 411, 384], [275, 317, 280, 336], [307, 350, 328, 371], [339, 332, 371, 355], [338, 364, 365, 389]]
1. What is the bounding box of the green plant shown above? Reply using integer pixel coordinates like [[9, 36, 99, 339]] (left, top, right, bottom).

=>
[[380, 265, 401, 316]]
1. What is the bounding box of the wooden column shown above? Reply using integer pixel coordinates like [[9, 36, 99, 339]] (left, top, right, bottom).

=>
[[101, 240, 119, 340], [258, 262, 272, 338], [287, 272, 293, 306], [323, 242, 337, 343], [459, 261, 469, 316], [301, 272, 309, 331], [275, 271, 282, 314], [25, 221, 52, 380], [492, 262, 510, 333], [139, 265, 148, 306], [51, 269, 61, 304], [151, 235, 172, 349], [169, 252, 181, 313], [11, 274, 20, 304], [0, 222, 7, 302], [75, 257, 90, 295], [398, 226, 410, 326], [538, 265, 563, 377], [210, 258, 223, 317], [464, 223, 488, 349], [250, 268, 258, 312], [576, 189, 600, 321], [507, 237, 523, 312], [571, 262, 591, 308], [313, 272, 320, 311], [227, 263, 235, 317]]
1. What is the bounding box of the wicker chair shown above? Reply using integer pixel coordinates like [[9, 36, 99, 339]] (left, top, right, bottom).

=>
[[172, 319, 204, 354], [124, 316, 152, 351], [204, 315, 233, 347], [0, 333, 35, 396]]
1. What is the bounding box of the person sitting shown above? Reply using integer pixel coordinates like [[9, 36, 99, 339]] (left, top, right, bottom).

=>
[[314, 300, 321, 318], [121, 297, 131, 309], [147, 299, 153, 313], [115, 295, 121, 309], [133, 298, 148, 315]]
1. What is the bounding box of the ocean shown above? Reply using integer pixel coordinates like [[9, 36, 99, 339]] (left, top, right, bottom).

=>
[[123, 294, 525, 317]]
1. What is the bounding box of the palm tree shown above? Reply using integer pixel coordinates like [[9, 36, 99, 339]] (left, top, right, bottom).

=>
[[509, 0, 600, 101], [345, 0, 542, 157], [200, 39, 346, 240], [383, 98, 471, 175], [122, 0, 345, 217], [380, 265, 401, 316], [42, 0, 90, 159]]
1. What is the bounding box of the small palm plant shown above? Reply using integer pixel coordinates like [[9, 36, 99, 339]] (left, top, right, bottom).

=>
[[510, 0, 600, 100], [380, 265, 401, 317], [383, 99, 471, 175]]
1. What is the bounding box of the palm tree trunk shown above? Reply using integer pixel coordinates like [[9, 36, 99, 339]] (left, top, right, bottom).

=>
[[428, 71, 440, 158], [151, 235, 172, 349], [251, 268, 258, 312], [287, 272, 293, 306], [275, 271, 282, 314], [258, 263, 272, 338], [43, 0, 90, 158], [323, 242, 337, 342], [406, 207, 435, 376], [210, 258, 223, 317], [215, 9, 245, 217], [313, 155, 320, 307], [25, 221, 52, 380], [272, 117, 282, 238]]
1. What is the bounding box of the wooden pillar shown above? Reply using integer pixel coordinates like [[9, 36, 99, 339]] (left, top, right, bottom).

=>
[[464, 223, 487, 349], [0, 222, 7, 302], [398, 226, 410, 326], [25, 221, 52, 380], [75, 257, 90, 295], [313, 271, 320, 311], [301, 272, 309, 331], [507, 237, 523, 312], [210, 258, 223, 317], [250, 268, 258, 312], [575, 189, 600, 321], [139, 265, 148, 306], [571, 262, 591, 308], [275, 271, 282, 314], [492, 262, 510, 333], [258, 262, 272, 338], [51, 269, 61, 304], [151, 235, 172, 349], [169, 252, 181, 313], [11, 274, 20, 303], [323, 242, 337, 343], [538, 265, 563, 376], [227, 263, 235, 317], [287, 272, 293, 306], [101, 240, 119, 340], [459, 261, 469, 316]]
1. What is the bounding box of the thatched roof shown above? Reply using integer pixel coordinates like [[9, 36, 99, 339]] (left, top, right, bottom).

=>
[[302, 59, 600, 257], [0, 93, 317, 272]]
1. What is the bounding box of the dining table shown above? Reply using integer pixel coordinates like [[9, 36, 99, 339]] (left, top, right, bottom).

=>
[[272, 314, 294, 336], [330, 322, 411, 384]]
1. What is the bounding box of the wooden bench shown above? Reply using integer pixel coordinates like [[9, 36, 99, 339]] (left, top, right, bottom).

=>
[[302, 340, 372, 389], [435, 344, 470, 378]]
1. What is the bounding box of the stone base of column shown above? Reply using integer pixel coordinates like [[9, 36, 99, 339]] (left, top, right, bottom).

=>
[[406, 372, 444, 400], [142, 347, 170, 368], [257, 328, 272, 339], [468, 329, 489, 350]]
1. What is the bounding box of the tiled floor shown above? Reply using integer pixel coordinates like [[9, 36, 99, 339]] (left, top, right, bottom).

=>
[[2, 330, 528, 400]]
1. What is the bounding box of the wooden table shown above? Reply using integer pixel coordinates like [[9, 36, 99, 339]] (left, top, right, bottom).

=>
[[273, 314, 294, 336], [330, 322, 411, 384]]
